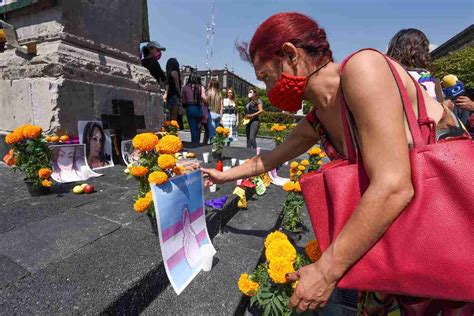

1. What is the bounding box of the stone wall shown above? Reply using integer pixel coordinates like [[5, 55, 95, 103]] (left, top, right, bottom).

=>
[[0, 0, 163, 146]]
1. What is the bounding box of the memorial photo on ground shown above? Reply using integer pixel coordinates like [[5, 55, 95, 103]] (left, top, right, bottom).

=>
[[78, 121, 114, 170], [50, 144, 101, 183]]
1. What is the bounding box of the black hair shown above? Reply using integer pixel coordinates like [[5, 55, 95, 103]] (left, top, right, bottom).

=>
[[166, 58, 181, 86], [82, 122, 108, 165], [186, 73, 202, 105]]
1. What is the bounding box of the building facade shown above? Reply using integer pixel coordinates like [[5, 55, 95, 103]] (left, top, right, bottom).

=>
[[430, 24, 474, 60], [181, 66, 254, 98]]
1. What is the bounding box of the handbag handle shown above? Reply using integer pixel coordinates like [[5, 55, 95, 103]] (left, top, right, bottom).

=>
[[339, 49, 430, 164]]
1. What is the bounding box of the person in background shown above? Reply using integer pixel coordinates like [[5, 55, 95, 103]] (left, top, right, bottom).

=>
[[220, 88, 239, 146], [141, 41, 167, 85], [244, 88, 264, 148], [182, 73, 206, 145], [165, 58, 182, 122], [204, 80, 223, 143], [387, 28, 466, 141]]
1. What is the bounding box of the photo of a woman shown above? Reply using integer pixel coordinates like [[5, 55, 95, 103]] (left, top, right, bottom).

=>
[[51, 145, 84, 183], [79, 121, 113, 170]]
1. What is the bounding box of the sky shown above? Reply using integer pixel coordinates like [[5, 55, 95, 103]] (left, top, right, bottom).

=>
[[148, 0, 473, 87]]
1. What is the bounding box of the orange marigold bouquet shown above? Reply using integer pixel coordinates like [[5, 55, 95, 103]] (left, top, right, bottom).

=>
[[211, 126, 230, 157], [126, 133, 184, 217], [270, 124, 289, 146], [238, 231, 321, 315], [161, 120, 180, 136], [4, 124, 53, 192]]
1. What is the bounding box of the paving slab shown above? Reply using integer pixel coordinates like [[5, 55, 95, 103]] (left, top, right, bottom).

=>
[[0, 211, 121, 273], [0, 255, 29, 290], [0, 227, 164, 315]]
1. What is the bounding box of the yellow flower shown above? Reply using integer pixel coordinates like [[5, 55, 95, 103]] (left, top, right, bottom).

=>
[[308, 147, 321, 156], [298, 165, 306, 171], [317, 160, 323, 166], [279, 125, 287, 131], [158, 154, 176, 169], [216, 126, 224, 134], [282, 181, 295, 192], [130, 166, 149, 177], [134, 197, 151, 213], [170, 120, 180, 129], [264, 231, 289, 248], [238, 273, 259, 297], [148, 171, 168, 185], [290, 161, 299, 169], [5, 132, 23, 144], [156, 135, 183, 154], [41, 179, 52, 187], [22, 125, 42, 139], [305, 240, 322, 262], [145, 191, 153, 200], [319, 152, 326, 158], [132, 133, 159, 152], [38, 168, 52, 179], [300, 159, 309, 166], [223, 128, 230, 137], [294, 181, 302, 193], [268, 257, 295, 284], [265, 239, 297, 263], [296, 171, 302, 176], [163, 121, 171, 127]]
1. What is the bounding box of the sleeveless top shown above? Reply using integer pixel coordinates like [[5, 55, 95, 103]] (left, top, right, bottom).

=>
[[223, 98, 236, 115], [245, 99, 262, 121], [305, 53, 469, 161]]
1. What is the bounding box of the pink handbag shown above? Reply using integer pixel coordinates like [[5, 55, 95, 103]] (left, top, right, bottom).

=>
[[300, 50, 474, 301]]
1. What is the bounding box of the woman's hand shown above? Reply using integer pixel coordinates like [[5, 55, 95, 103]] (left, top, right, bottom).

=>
[[201, 168, 228, 186], [456, 96, 474, 111], [286, 258, 338, 312]]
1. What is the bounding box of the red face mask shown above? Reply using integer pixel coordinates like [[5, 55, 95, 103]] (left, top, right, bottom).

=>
[[153, 50, 162, 61], [267, 61, 330, 112]]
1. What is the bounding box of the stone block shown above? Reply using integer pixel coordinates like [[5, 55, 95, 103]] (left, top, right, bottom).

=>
[[0, 211, 120, 272], [0, 255, 29, 290]]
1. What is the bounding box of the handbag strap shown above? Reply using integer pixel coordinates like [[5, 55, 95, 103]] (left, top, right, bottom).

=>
[[339, 49, 429, 163]]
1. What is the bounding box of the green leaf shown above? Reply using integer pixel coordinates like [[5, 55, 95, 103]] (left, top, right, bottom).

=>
[[263, 303, 272, 316]]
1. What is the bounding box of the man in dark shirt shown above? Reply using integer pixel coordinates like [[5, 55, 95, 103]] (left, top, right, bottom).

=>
[[141, 41, 167, 85]]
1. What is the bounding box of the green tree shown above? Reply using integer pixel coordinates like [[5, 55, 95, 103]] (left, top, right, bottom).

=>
[[432, 45, 474, 91]]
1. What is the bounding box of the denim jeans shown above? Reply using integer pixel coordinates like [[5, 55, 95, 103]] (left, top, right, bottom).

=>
[[208, 112, 221, 141], [186, 104, 202, 144]]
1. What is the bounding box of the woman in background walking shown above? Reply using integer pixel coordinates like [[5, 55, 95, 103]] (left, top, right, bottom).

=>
[[244, 88, 264, 148], [205, 80, 223, 143], [220, 88, 239, 146], [182, 73, 206, 145]]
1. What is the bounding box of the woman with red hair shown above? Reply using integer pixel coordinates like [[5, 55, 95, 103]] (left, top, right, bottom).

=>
[[203, 12, 473, 315]]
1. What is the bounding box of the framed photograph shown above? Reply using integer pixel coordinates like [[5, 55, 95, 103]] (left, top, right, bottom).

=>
[[50, 144, 102, 183], [78, 121, 114, 170]]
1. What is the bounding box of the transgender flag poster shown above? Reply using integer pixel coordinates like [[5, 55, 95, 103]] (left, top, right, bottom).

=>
[[151, 170, 216, 295]]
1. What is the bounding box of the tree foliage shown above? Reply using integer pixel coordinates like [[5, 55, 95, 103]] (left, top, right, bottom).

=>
[[432, 45, 474, 91]]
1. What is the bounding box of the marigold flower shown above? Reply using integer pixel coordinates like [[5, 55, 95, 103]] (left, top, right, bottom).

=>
[[134, 197, 151, 213], [170, 120, 180, 128], [298, 165, 306, 171], [22, 125, 42, 139], [296, 171, 302, 176], [283, 181, 295, 192], [268, 257, 295, 284], [163, 121, 171, 127], [223, 128, 230, 136], [148, 171, 168, 185], [38, 168, 52, 179], [294, 181, 302, 193], [13, 125, 28, 135], [308, 147, 321, 156], [5, 132, 22, 144], [158, 154, 176, 169], [130, 166, 149, 177], [317, 160, 323, 166], [41, 179, 52, 187], [145, 191, 153, 201], [264, 231, 289, 248], [132, 133, 159, 152], [290, 161, 299, 169], [300, 159, 309, 166], [216, 126, 224, 134], [305, 240, 322, 262], [156, 135, 183, 154], [238, 273, 259, 296], [319, 152, 326, 158], [265, 239, 297, 263], [173, 165, 185, 175]]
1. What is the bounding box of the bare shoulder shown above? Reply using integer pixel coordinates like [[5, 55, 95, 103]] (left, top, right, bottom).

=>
[[341, 50, 389, 80]]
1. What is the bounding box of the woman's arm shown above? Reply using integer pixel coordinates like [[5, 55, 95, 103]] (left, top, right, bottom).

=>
[[289, 50, 415, 311], [202, 119, 319, 184]]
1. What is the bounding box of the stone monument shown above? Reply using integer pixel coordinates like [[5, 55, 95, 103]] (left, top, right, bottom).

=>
[[0, 0, 165, 155]]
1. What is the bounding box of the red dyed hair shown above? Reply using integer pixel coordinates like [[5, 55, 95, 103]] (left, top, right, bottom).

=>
[[236, 12, 333, 65]]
